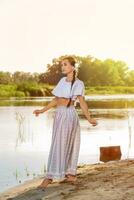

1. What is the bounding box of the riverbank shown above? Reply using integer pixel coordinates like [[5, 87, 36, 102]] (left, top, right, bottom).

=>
[[1, 83, 134, 98], [0, 159, 134, 200]]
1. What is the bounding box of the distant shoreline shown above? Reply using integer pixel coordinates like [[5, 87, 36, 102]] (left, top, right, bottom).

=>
[[1, 83, 134, 98]]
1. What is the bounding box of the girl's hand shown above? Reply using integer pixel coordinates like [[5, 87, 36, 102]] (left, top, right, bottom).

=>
[[33, 109, 42, 117], [88, 118, 98, 126]]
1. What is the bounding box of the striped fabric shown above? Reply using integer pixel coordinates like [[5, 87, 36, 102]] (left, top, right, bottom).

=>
[[45, 105, 81, 180]]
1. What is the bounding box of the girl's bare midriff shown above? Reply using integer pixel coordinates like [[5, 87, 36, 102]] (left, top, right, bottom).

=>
[[56, 97, 75, 106]]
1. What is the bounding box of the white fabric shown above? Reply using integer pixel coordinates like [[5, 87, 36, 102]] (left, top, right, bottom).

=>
[[46, 105, 80, 180], [51, 77, 85, 102]]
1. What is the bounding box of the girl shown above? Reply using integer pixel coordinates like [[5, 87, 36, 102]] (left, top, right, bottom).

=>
[[33, 56, 97, 189]]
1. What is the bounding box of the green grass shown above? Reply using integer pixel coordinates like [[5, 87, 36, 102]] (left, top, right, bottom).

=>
[[1, 83, 134, 97], [85, 86, 134, 95]]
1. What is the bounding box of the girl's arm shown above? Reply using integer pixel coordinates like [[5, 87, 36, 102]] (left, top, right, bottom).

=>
[[40, 97, 58, 113], [33, 97, 58, 116], [77, 96, 97, 126]]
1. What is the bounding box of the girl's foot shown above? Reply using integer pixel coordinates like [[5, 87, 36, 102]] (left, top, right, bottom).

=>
[[67, 174, 77, 184], [37, 178, 53, 189], [59, 174, 77, 184]]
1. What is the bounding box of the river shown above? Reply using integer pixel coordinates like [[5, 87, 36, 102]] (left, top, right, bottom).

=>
[[0, 95, 134, 192]]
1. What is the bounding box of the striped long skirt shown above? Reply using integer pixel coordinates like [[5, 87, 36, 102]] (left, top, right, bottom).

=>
[[45, 105, 81, 180]]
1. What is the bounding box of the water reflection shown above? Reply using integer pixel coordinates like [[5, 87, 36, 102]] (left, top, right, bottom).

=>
[[1, 94, 134, 108]]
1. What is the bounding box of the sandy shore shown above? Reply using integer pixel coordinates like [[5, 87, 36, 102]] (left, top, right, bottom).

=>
[[0, 159, 134, 200]]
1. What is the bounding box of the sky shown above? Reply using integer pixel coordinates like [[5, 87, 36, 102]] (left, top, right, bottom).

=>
[[0, 0, 134, 73]]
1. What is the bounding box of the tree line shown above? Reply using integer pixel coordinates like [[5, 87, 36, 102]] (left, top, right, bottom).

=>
[[0, 55, 134, 86]]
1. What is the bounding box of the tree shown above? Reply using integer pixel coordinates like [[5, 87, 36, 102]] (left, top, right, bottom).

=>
[[0, 71, 12, 84]]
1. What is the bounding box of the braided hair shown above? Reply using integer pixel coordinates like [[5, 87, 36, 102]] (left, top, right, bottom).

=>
[[61, 56, 77, 108]]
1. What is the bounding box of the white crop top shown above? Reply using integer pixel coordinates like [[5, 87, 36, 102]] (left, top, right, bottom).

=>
[[51, 77, 85, 103]]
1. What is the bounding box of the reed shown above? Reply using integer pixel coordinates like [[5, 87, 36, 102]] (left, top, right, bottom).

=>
[[15, 112, 25, 148]]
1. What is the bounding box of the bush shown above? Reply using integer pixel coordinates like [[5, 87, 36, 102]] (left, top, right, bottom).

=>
[[0, 84, 17, 97], [14, 91, 25, 97]]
